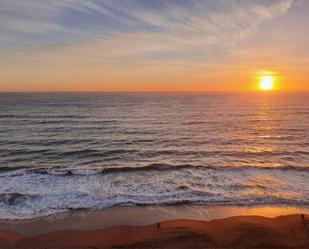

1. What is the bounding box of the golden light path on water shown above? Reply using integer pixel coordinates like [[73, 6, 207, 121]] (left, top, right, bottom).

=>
[[238, 94, 300, 201]]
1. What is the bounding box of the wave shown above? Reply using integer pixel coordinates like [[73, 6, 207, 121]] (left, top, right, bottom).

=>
[[1, 166, 308, 220], [1, 192, 308, 208], [1, 163, 309, 177], [1, 163, 304, 177], [99, 163, 309, 174], [126, 198, 309, 207], [1, 192, 309, 220], [59, 148, 138, 158], [0, 192, 37, 205], [2, 147, 309, 158], [0, 166, 26, 173]]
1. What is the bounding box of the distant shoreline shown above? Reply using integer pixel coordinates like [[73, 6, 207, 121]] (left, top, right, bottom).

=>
[[1, 213, 308, 249]]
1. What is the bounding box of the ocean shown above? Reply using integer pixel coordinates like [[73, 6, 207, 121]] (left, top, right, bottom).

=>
[[0, 93, 308, 219]]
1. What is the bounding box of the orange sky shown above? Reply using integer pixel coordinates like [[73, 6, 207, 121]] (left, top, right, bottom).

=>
[[0, 0, 308, 92]]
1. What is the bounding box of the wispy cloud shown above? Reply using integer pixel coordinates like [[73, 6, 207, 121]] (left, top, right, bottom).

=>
[[0, 0, 306, 91]]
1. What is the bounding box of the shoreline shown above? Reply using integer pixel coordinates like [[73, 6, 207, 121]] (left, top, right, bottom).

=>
[[0, 213, 308, 249], [1, 204, 309, 237]]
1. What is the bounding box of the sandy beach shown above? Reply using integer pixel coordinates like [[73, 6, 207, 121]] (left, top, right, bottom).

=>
[[0, 205, 308, 249], [0, 213, 308, 249]]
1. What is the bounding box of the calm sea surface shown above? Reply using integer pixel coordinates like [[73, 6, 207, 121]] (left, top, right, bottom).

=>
[[0, 93, 308, 219]]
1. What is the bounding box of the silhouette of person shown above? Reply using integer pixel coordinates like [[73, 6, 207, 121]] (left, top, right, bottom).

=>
[[157, 222, 160, 229], [301, 214, 305, 224]]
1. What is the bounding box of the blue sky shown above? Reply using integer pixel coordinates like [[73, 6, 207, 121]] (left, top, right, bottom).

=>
[[0, 0, 308, 91]]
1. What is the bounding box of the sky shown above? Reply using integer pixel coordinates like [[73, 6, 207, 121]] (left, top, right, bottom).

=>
[[0, 0, 308, 92]]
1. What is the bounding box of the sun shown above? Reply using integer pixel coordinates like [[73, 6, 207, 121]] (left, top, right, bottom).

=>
[[253, 71, 280, 92], [259, 76, 275, 91]]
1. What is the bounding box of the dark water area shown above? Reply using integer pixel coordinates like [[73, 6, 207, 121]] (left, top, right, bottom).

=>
[[0, 93, 308, 219]]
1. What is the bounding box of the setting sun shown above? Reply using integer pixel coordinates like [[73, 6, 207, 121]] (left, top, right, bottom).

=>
[[255, 71, 280, 92], [259, 76, 275, 91]]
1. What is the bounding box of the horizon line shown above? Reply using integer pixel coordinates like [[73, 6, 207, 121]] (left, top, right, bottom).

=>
[[0, 90, 308, 94]]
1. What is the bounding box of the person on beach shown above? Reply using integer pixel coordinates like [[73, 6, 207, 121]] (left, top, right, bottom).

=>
[[301, 214, 305, 225]]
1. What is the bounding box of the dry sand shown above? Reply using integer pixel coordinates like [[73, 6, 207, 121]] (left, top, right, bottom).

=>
[[0, 214, 308, 249]]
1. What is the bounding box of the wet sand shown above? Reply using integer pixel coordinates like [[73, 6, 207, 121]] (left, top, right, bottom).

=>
[[1, 204, 309, 237], [0, 213, 308, 248]]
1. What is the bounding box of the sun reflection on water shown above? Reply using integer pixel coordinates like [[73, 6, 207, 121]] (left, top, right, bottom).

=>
[[243, 97, 284, 168]]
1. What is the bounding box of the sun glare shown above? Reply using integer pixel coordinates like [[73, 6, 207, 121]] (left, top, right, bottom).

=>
[[256, 72, 279, 92], [260, 76, 275, 91]]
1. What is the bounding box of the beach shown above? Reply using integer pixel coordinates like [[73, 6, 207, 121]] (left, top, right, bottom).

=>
[[0, 205, 309, 248], [0, 212, 308, 248]]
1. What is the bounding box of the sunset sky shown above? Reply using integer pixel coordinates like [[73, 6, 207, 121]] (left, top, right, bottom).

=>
[[0, 0, 308, 92]]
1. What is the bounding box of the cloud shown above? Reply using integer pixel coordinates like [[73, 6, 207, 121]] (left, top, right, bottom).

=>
[[1, 0, 306, 91]]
